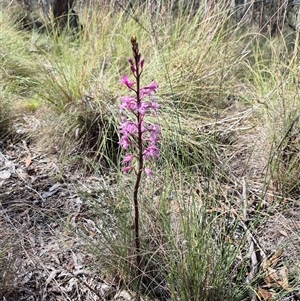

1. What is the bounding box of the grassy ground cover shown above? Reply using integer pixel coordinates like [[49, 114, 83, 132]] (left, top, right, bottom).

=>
[[1, 1, 299, 300]]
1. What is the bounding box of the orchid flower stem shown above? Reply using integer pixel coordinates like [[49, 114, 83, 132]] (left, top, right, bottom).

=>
[[119, 37, 160, 301], [132, 37, 143, 300]]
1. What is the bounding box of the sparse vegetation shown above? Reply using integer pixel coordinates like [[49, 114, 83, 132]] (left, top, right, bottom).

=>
[[0, 0, 299, 300]]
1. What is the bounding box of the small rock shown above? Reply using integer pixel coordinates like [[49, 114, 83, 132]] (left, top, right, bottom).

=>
[[113, 290, 134, 301]]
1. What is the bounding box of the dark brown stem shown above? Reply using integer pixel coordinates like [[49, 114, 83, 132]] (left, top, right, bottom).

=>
[[131, 37, 143, 301]]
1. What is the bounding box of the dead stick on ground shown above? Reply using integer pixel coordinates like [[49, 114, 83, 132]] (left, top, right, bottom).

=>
[[242, 177, 259, 301]]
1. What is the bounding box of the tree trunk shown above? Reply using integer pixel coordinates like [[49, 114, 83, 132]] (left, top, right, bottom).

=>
[[41, 0, 81, 32]]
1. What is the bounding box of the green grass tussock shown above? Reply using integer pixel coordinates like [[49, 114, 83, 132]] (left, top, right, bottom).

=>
[[0, 7, 40, 137]]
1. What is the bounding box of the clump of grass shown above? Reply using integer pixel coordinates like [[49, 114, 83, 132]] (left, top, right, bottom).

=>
[[0, 6, 39, 94], [27, 7, 128, 168], [83, 161, 249, 300], [0, 6, 40, 138], [163, 198, 246, 300], [241, 32, 300, 198], [0, 86, 13, 139]]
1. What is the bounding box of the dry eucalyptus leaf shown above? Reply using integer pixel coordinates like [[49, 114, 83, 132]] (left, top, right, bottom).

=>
[[257, 286, 273, 301], [25, 156, 32, 168]]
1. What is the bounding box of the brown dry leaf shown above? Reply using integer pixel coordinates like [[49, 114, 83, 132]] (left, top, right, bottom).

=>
[[278, 229, 288, 237], [264, 267, 278, 287], [257, 286, 273, 301], [262, 249, 290, 290], [263, 249, 283, 270], [276, 266, 290, 290], [25, 156, 32, 168], [264, 266, 290, 290]]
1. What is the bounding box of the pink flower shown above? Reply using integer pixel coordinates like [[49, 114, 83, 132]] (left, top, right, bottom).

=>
[[149, 124, 160, 134], [119, 119, 137, 135], [143, 144, 159, 160], [122, 154, 134, 164], [119, 135, 130, 149], [136, 101, 161, 116], [120, 75, 135, 89], [148, 100, 161, 115], [148, 81, 158, 92], [144, 168, 152, 176], [137, 102, 149, 116], [119, 96, 137, 112], [119, 50, 160, 176], [148, 124, 161, 144], [122, 166, 134, 173], [140, 81, 158, 97]]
